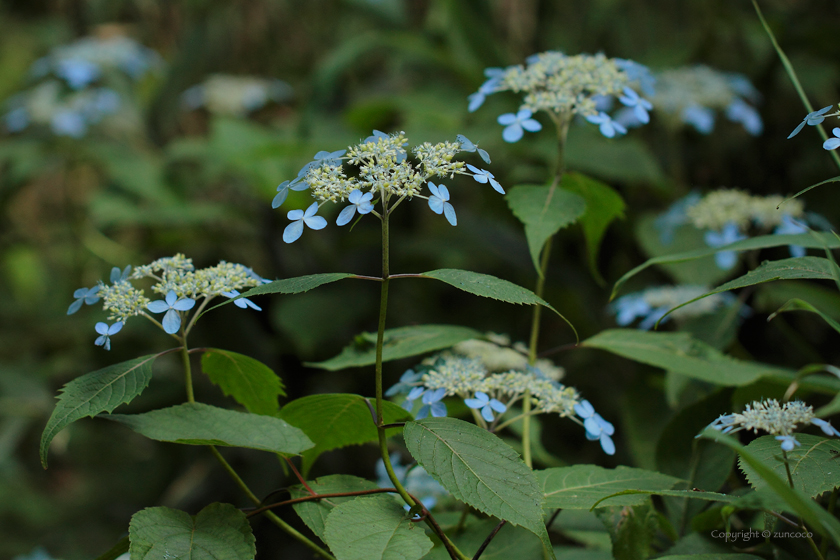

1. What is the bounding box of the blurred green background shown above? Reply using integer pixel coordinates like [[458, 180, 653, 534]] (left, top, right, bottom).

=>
[[2, 0, 840, 558]]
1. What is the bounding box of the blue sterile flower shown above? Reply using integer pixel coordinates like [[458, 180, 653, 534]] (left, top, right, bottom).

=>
[[313, 149, 347, 166], [51, 110, 87, 138], [618, 87, 652, 124], [417, 388, 447, 419], [375, 454, 409, 487], [403, 386, 426, 412], [704, 222, 747, 270], [456, 134, 491, 164], [824, 128, 840, 151], [94, 321, 123, 351], [336, 189, 374, 226], [726, 99, 762, 136], [464, 391, 507, 422], [654, 192, 701, 244], [67, 285, 101, 315], [812, 418, 840, 437], [364, 129, 389, 144], [775, 435, 801, 452], [272, 180, 293, 208], [110, 265, 132, 284], [708, 413, 738, 434], [221, 289, 262, 311], [774, 214, 808, 258], [468, 67, 505, 112], [612, 294, 652, 326], [615, 58, 656, 96], [574, 400, 616, 455], [55, 58, 100, 89], [284, 202, 327, 243], [585, 112, 627, 138], [386, 369, 423, 397], [466, 164, 504, 194], [5, 107, 29, 132], [681, 104, 715, 134], [789, 105, 833, 139], [146, 290, 196, 334], [637, 307, 670, 331], [497, 109, 542, 142], [427, 182, 456, 226], [246, 267, 272, 285]]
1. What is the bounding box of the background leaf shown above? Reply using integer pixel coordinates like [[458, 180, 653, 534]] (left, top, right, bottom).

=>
[[403, 417, 554, 559], [307, 325, 481, 371], [200, 348, 285, 415], [40, 355, 157, 468], [291, 475, 380, 539], [505, 180, 586, 274], [538, 465, 682, 510], [423, 517, 541, 560], [738, 434, 840, 498], [278, 394, 411, 474], [128, 503, 255, 560], [107, 402, 313, 454], [560, 173, 625, 284], [321, 494, 433, 560]]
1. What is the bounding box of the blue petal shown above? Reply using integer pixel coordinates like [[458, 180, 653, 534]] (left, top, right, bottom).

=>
[[95, 322, 109, 335], [162, 309, 181, 334], [502, 123, 524, 143], [172, 298, 196, 311], [430, 401, 447, 418], [304, 215, 327, 230], [272, 189, 289, 209], [67, 298, 84, 315], [283, 220, 304, 243], [336, 205, 357, 226], [600, 433, 616, 455], [443, 203, 457, 226], [146, 300, 170, 313]]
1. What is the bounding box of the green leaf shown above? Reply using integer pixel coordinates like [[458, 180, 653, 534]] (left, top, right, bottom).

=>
[[41, 355, 157, 468], [738, 434, 840, 498], [200, 349, 285, 415], [770, 298, 840, 335], [589, 489, 736, 508], [307, 325, 482, 371], [658, 257, 834, 324], [702, 428, 840, 546], [290, 475, 380, 539], [779, 175, 840, 206], [612, 234, 840, 299], [420, 269, 576, 341], [505, 181, 586, 274], [203, 273, 355, 317], [560, 173, 625, 284], [582, 330, 792, 386], [278, 394, 411, 474], [129, 503, 255, 560], [423, 518, 542, 560], [403, 417, 555, 559], [322, 495, 433, 560], [595, 501, 658, 560], [107, 402, 313, 455], [538, 465, 682, 510]]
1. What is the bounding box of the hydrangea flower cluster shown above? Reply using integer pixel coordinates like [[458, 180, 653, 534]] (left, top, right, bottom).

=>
[[273, 131, 501, 242], [612, 285, 736, 330], [386, 336, 615, 455], [656, 190, 811, 270], [788, 104, 840, 151], [67, 254, 268, 349], [3, 33, 160, 137], [468, 51, 654, 141], [180, 74, 293, 117], [634, 65, 762, 135], [704, 398, 840, 451]]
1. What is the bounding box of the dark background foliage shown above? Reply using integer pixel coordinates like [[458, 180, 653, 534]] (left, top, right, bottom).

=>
[[1, 0, 839, 558]]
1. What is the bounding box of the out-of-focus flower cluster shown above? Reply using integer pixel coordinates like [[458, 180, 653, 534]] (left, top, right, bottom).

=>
[[656, 189, 813, 270], [68, 254, 268, 347], [612, 285, 737, 330], [3, 31, 161, 138], [636, 65, 762, 135], [180, 74, 293, 117], [376, 454, 447, 513], [387, 335, 616, 454], [704, 398, 840, 451], [468, 51, 654, 142], [273, 131, 501, 242]]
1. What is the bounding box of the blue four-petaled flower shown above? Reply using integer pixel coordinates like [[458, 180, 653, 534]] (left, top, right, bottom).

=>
[[94, 321, 123, 351], [788, 105, 833, 139], [618, 87, 652, 124], [336, 189, 374, 226], [574, 400, 616, 455], [221, 289, 262, 311], [284, 202, 327, 243], [68, 285, 101, 315], [775, 435, 800, 452], [585, 112, 627, 138], [824, 127, 840, 151], [146, 290, 196, 334], [386, 369, 423, 397], [427, 182, 456, 226], [497, 109, 542, 142], [466, 164, 504, 194], [464, 391, 507, 422]]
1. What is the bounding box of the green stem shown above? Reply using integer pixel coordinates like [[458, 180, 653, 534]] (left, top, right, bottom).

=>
[[752, 0, 840, 172], [372, 204, 468, 560], [180, 336, 195, 404]]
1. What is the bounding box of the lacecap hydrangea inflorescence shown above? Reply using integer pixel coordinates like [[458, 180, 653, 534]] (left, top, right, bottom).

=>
[[3, 31, 161, 138], [656, 189, 814, 270], [611, 285, 738, 330], [67, 254, 269, 349], [273, 130, 502, 243], [623, 65, 762, 135], [386, 335, 616, 455], [180, 74, 293, 117], [468, 51, 655, 142], [703, 398, 840, 452]]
